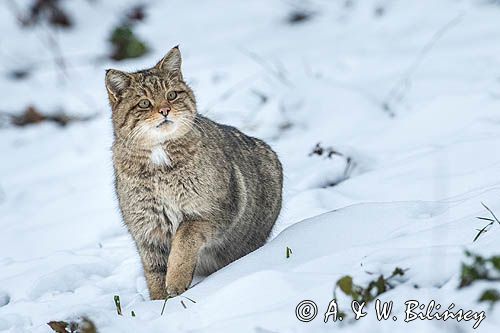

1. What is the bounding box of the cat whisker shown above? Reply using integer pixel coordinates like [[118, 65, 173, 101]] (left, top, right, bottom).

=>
[[178, 117, 207, 136], [124, 123, 148, 147]]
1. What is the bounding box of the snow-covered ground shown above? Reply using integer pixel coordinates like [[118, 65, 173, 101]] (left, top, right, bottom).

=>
[[1, 0, 499, 332]]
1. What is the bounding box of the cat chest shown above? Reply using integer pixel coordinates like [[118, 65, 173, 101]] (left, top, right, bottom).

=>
[[148, 184, 184, 232], [118, 164, 206, 246], [138, 177, 202, 237], [128, 187, 183, 248]]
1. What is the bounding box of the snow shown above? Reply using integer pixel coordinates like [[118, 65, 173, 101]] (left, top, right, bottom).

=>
[[1, 0, 500, 332]]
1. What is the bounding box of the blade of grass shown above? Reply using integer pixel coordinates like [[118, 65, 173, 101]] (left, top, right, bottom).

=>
[[181, 296, 196, 303], [481, 202, 500, 224], [160, 297, 171, 315], [476, 217, 494, 222], [473, 222, 493, 242], [113, 295, 122, 316]]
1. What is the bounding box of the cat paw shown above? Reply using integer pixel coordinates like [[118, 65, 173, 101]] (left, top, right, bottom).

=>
[[165, 283, 188, 297], [149, 288, 168, 300], [167, 283, 188, 297], [165, 272, 190, 297]]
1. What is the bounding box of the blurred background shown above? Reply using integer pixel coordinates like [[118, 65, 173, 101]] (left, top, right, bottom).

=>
[[0, 1, 499, 332]]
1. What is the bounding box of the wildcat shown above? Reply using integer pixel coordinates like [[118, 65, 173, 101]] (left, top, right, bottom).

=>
[[105, 46, 283, 299]]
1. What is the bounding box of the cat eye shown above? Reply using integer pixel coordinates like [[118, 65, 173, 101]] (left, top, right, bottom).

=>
[[166, 91, 178, 101], [138, 99, 151, 108]]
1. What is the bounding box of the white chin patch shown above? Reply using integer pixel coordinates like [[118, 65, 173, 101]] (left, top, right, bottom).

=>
[[150, 145, 171, 166]]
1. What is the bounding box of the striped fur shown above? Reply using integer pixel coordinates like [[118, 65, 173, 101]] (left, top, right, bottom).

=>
[[105, 47, 283, 299]]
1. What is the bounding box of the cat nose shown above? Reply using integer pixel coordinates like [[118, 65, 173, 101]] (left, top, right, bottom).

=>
[[159, 106, 171, 117]]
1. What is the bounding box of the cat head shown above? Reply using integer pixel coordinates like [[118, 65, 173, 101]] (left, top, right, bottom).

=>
[[105, 46, 197, 146]]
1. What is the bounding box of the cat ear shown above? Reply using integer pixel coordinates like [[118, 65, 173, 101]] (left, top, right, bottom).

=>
[[105, 69, 132, 103], [155, 46, 182, 77]]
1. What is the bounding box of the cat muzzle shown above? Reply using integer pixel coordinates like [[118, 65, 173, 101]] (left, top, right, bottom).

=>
[[156, 117, 173, 128]]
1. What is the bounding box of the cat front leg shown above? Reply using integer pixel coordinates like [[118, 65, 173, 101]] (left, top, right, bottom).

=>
[[166, 220, 215, 297], [138, 244, 169, 300]]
